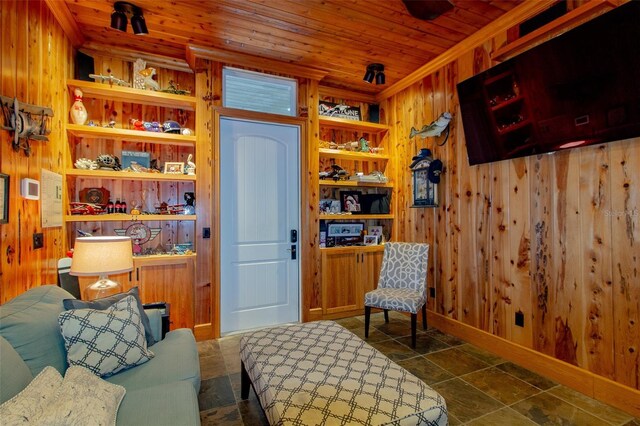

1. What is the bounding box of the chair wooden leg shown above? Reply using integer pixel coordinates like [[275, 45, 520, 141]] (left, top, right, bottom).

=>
[[422, 304, 427, 330], [411, 313, 417, 348], [365, 306, 371, 338], [384, 309, 389, 323]]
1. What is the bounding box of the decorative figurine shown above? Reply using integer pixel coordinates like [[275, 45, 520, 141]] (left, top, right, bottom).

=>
[[74, 157, 98, 170], [70, 88, 88, 125], [130, 118, 145, 131], [133, 58, 147, 90], [89, 73, 130, 87], [96, 154, 122, 171], [183, 192, 195, 215], [185, 154, 196, 176], [138, 67, 160, 91], [161, 80, 191, 95]]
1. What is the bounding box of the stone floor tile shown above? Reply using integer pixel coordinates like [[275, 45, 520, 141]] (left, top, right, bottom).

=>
[[237, 392, 269, 425], [395, 333, 451, 355], [548, 385, 634, 425], [462, 367, 542, 405], [350, 325, 393, 344], [198, 376, 236, 411], [200, 354, 229, 380], [197, 339, 221, 357], [396, 356, 454, 386], [457, 343, 506, 366], [432, 378, 504, 423], [367, 338, 417, 362], [333, 316, 365, 330], [426, 329, 466, 346], [200, 404, 243, 426], [468, 407, 538, 425], [426, 347, 490, 376], [374, 320, 426, 338], [511, 392, 607, 425], [623, 419, 640, 426], [496, 362, 557, 390]]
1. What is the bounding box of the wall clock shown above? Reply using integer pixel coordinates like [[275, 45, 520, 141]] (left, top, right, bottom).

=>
[[79, 187, 110, 205]]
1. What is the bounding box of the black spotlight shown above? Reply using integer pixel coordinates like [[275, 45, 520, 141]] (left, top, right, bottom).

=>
[[363, 63, 385, 85], [363, 65, 376, 83], [131, 14, 148, 35], [111, 2, 148, 35]]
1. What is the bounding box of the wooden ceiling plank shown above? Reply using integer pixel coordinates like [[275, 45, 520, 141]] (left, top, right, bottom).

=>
[[44, 0, 85, 47], [376, 0, 557, 100]]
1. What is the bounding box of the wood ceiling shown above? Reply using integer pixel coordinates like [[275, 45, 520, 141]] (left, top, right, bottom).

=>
[[60, 0, 524, 95]]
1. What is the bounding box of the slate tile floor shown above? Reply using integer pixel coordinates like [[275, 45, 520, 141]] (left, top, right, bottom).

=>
[[197, 312, 639, 425]]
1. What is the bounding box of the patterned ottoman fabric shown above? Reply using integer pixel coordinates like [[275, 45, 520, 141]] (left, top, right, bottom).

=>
[[239, 321, 447, 426]]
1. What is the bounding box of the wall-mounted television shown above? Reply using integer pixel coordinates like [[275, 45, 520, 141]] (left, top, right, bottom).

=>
[[457, 1, 640, 166]]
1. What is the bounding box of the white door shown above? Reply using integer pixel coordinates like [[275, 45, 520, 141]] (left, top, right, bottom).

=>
[[219, 117, 300, 334]]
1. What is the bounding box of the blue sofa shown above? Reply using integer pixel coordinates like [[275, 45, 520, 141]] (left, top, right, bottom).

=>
[[0, 285, 201, 425]]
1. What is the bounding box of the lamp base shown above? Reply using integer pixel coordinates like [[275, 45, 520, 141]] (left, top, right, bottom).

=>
[[84, 276, 122, 300]]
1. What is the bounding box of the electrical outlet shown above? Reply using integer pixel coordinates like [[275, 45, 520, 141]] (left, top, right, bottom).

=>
[[515, 310, 525, 327], [33, 233, 44, 249], [429, 287, 436, 298], [203, 227, 211, 239]]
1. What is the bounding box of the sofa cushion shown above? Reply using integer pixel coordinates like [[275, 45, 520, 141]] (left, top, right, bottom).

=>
[[0, 285, 70, 376], [63, 286, 156, 347], [0, 336, 34, 404], [106, 328, 200, 393], [59, 296, 154, 377], [0, 366, 63, 423], [116, 380, 200, 426]]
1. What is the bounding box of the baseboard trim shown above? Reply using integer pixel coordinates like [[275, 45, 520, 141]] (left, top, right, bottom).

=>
[[427, 311, 640, 418], [194, 323, 214, 341]]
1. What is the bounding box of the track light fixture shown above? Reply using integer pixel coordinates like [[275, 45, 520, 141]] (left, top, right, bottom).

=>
[[111, 2, 148, 35], [363, 63, 385, 85]]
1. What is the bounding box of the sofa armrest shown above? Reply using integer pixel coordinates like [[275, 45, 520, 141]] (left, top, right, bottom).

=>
[[144, 309, 163, 343]]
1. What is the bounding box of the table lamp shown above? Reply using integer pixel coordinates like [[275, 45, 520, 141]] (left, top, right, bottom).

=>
[[70, 236, 133, 300]]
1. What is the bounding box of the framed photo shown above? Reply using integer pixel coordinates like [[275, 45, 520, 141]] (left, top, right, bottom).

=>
[[363, 235, 379, 246], [164, 162, 185, 174], [0, 173, 9, 224], [319, 199, 341, 214], [121, 150, 151, 169], [340, 190, 362, 213], [368, 226, 383, 238], [327, 222, 364, 237]]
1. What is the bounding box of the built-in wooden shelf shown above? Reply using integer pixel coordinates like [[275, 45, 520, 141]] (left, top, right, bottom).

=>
[[67, 79, 196, 110], [319, 116, 389, 133], [491, 0, 618, 62], [320, 244, 385, 253], [65, 214, 196, 222], [66, 169, 196, 182], [67, 124, 196, 147], [319, 180, 393, 188], [319, 148, 389, 161], [320, 214, 394, 220]]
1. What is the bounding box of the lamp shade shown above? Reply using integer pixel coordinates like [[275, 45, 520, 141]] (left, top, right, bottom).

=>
[[70, 236, 133, 276], [131, 14, 148, 35], [375, 71, 385, 85], [110, 10, 127, 32]]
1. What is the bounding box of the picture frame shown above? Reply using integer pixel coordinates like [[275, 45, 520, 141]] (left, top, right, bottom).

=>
[[121, 150, 151, 169], [368, 226, 383, 238], [319, 199, 341, 214], [163, 162, 185, 174], [340, 190, 362, 213], [327, 222, 364, 237], [363, 235, 379, 246], [0, 173, 9, 224]]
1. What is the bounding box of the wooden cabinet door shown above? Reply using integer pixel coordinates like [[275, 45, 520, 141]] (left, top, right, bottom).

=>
[[136, 257, 195, 330], [358, 250, 384, 308], [321, 251, 359, 315]]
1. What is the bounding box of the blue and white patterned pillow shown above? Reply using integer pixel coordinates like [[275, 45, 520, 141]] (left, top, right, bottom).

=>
[[58, 295, 154, 377]]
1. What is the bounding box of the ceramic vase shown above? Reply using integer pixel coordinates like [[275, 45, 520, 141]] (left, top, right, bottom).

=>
[[70, 88, 88, 125]]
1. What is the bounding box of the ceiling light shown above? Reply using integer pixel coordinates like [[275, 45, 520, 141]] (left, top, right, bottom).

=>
[[363, 63, 385, 85], [111, 2, 148, 35]]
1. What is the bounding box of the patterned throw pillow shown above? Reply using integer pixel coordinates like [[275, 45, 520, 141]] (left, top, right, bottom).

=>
[[39, 366, 125, 426], [0, 366, 62, 423], [63, 286, 156, 347], [58, 295, 154, 377]]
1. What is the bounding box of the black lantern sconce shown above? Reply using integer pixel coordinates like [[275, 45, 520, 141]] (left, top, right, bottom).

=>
[[409, 149, 443, 207], [363, 63, 385, 85], [111, 2, 148, 35]]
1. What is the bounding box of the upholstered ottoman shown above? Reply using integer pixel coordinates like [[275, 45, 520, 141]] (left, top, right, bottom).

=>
[[240, 321, 447, 425]]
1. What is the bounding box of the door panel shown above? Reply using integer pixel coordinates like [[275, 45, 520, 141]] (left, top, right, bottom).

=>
[[220, 117, 300, 334]]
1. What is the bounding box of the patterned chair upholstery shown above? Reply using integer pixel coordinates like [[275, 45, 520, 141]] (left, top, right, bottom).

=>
[[364, 242, 429, 348]]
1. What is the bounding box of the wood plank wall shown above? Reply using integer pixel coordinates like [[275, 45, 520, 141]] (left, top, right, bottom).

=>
[[0, 0, 72, 303], [380, 22, 640, 392]]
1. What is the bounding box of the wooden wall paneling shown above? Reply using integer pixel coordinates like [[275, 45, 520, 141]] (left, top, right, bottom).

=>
[[609, 138, 640, 389], [302, 78, 321, 318], [551, 149, 583, 367], [530, 153, 555, 356], [508, 156, 534, 348], [579, 144, 614, 378]]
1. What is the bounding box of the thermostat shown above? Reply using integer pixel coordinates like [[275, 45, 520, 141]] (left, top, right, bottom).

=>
[[21, 178, 40, 200]]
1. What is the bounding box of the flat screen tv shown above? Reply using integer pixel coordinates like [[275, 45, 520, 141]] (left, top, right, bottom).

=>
[[457, 1, 640, 165]]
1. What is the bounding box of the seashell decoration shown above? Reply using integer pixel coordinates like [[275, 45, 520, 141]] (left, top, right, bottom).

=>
[[74, 157, 98, 170]]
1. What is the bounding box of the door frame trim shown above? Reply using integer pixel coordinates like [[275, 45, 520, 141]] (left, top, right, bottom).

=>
[[213, 107, 308, 337]]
